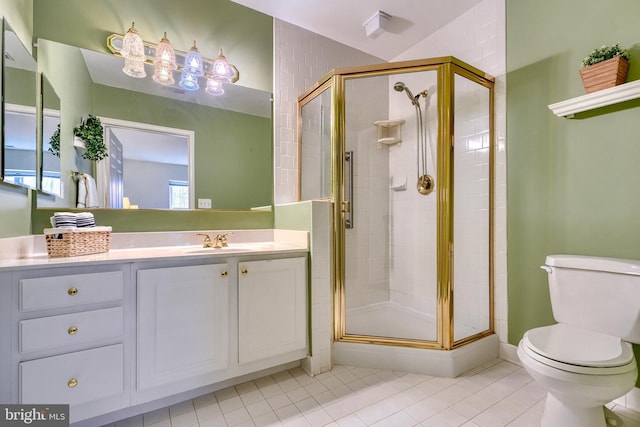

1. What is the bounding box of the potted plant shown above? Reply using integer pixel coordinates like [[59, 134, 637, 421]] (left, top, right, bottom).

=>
[[48, 124, 61, 157], [579, 43, 630, 94], [73, 115, 108, 161]]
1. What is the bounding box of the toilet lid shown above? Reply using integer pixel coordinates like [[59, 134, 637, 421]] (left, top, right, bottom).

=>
[[524, 324, 634, 368]]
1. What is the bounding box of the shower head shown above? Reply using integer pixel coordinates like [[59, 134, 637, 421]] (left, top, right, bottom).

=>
[[394, 81, 419, 106], [393, 81, 407, 92]]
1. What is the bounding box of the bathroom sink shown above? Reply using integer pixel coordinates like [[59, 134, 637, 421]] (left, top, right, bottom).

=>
[[187, 246, 252, 254], [185, 244, 271, 254]]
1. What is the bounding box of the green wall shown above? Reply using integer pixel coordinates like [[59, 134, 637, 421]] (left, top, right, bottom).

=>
[[32, 207, 273, 233], [506, 0, 640, 382], [5, 67, 36, 106]]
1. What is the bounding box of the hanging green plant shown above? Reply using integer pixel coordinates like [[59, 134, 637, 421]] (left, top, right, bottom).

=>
[[73, 114, 107, 161], [48, 123, 61, 157]]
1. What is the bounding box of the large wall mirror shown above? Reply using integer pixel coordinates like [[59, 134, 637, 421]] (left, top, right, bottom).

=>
[[37, 38, 273, 211], [2, 19, 38, 189]]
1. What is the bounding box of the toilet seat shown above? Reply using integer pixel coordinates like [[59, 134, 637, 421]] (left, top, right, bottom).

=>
[[522, 324, 635, 375]]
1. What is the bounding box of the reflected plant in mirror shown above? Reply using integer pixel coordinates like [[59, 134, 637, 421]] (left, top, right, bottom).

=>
[[2, 19, 38, 190], [73, 115, 108, 161]]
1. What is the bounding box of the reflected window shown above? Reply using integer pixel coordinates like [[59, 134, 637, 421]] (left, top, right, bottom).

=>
[[42, 171, 62, 195], [4, 169, 36, 187], [169, 180, 189, 209]]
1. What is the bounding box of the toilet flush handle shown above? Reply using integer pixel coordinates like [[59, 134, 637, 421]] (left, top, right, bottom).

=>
[[540, 265, 553, 274]]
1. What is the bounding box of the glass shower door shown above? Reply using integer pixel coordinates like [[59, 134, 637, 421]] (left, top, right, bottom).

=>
[[341, 70, 440, 344]]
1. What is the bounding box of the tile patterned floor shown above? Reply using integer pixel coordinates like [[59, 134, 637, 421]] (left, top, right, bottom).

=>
[[106, 359, 640, 427]]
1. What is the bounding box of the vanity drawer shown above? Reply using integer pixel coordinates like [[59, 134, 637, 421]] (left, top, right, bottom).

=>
[[19, 307, 123, 353], [20, 271, 123, 312], [20, 344, 124, 405]]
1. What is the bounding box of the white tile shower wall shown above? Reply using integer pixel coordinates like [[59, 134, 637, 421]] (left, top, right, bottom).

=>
[[392, 0, 507, 344], [452, 75, 492, 341], [344, 78, 390, 312], [299, 100, 323, 200], [273, 19, 383, 205], [388, 71, 439, 318]]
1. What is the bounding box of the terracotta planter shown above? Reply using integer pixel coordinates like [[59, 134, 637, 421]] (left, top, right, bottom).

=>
[[579, 57, 629, 94]]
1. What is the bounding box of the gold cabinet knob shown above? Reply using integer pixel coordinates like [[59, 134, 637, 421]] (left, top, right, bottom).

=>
[[68, 326, 78, 335], [221, 270, 228, 277], [241, 268, 248, 276], [67, 378, 78, 388], [67, 287, 78, 296]]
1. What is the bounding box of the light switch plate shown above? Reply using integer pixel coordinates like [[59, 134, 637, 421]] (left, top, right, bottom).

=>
[[198, 198, 212, 209]]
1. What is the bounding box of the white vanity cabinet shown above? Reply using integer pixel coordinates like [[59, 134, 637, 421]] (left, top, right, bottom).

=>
[[7, 265, 130, 424], [238, 257, 307, 365], [0, 241, 309, 426], [135, 263, 230, 404]]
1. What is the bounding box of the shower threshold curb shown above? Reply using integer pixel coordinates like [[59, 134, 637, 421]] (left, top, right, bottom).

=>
[[332, 334, 499, 377]]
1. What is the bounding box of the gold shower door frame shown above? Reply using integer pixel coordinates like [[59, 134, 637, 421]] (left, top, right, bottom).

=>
[[298, 57, 495, 351]]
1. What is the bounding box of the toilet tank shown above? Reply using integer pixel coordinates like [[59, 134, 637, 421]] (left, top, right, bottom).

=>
[[544, 254, 640, 344]]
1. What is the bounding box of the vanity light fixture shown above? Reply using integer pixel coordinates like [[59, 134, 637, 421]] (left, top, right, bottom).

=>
[[183, 41, 204, 76], [120, 22, 146, 78], [179, 70, 200, 91], [205, 77, 224, 96], [107, 28, 240, 96], [211, 48, 233, 83], [152, 32, 177, 85], [179, 41, 203, 90]]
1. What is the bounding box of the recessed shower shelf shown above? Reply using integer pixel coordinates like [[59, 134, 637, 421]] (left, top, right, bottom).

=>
[[374, 119, 405, 148], [548, 79, 640, 118]]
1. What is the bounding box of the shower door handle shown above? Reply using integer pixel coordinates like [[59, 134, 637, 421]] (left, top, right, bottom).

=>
[[343, 151, 354, 229]]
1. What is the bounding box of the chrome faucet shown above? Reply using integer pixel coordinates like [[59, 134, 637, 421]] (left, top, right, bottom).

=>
[[213, 232, 231, 248], [196, 233, 212, 248]]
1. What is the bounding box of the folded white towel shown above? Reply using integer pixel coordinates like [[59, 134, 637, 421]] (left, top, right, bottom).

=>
[[77, 173, 100, 208]]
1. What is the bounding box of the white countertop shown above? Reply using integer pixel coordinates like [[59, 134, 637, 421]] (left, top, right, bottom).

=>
[[0, 229, 309, 271]]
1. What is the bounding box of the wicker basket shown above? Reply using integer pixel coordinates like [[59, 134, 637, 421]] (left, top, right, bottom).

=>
[[44, 226, 112, 257]]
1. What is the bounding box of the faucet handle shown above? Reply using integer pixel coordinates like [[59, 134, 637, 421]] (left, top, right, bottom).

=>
[[196, 233, 212, 248], [214, 232, 232, 247]]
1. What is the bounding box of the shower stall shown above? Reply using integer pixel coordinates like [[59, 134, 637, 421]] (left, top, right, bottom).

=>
[[298, 57, 496, 375]]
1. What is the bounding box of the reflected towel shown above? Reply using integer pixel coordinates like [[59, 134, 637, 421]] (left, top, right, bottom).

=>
[[77, 173, 99, 208]]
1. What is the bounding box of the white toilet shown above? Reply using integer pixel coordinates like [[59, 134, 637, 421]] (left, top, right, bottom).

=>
[[517, 254, 640, 427]]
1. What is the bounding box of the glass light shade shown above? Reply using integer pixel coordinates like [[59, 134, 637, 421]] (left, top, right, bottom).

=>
[[179, 70, 199, 91], [121, 22, 146, 78], [154, 32, 177, 68], [121, 23, 145, 60], [152, 62, 175, 85], [123, 58, 146, 78], [211, 48, 233, 83], [205, 77, 224, 96], [183, 41, 204, 77]]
